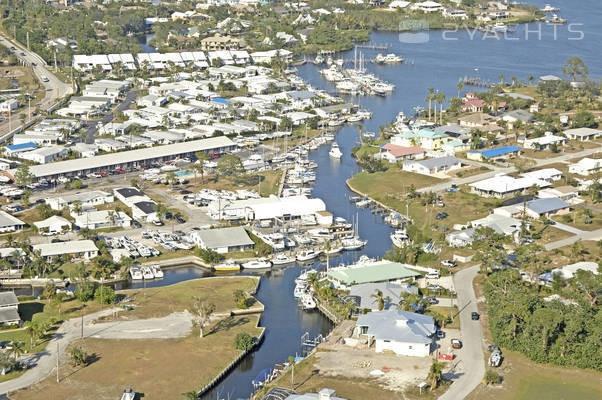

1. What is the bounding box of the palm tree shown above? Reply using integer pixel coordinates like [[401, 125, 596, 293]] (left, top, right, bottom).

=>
[[371, 289, 385, 311], [153, 202, 168, 224], [358, 124, 364, 145], [427, 360, 445, 390], [10, 340, 25, 361], [456, 81, 463, 98], [437, 92, 446, 125], [323, 240, 331, 272], [498, 73, 505, 85], [72, 200, 82, 215], [425, 88, 434, 120]]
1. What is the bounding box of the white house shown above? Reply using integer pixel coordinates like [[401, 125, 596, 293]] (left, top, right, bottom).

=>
[[190, 226, 254, 254], [523, 134, 566, 150], [568, 157, 602, 176], [563, 127, 602, 141], [355, 310, 436, 357], [539, 261, 599, 283], [32, 240, 99, 261], [0, 292, 21, 326], [414, 1, 443, 13], [0, 211, 25, 233], [402, 156, 461, 175], [74, 210, 132, 230], [33, 216, 72, 235], [18, 146, 67, 164], [470, 174, 550, 198], [520, 168, 562, 183], [45, 191, 114, 211]]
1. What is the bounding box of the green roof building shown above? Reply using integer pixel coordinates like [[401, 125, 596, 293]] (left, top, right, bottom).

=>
[[327, 260, 421, 287]]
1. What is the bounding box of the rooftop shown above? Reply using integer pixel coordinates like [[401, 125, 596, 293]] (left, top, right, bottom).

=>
[[327, 260, 421, 286]]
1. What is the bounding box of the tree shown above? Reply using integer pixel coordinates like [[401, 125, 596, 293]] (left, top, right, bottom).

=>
[[192, 297, 215, 338], [485, 370, 501, 385], [562, 57, 588, 82], [234, 332, 255, 351], [217, 154, 244, 176], [10, 341, 25, 361], [194, 152, 210, 183], [456, 81, 463, 98], [14, 165, 34, 187], [195, 247, 224, 264], [94, 286, 116, 304], [69, 346, 89, 367], [427, 360, 445, 390], [371, 289, 385, 311], [183, 391, 198, 400], [572, 111, 597, 129], [233, 289, 247, 309], [153, 202, 168, 224], [425, 88, 434, 120]]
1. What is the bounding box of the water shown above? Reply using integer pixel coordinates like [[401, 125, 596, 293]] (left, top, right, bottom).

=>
[[138, 33, 157, 53]]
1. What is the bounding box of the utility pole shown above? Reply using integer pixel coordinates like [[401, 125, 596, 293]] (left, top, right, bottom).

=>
[[26, 31, 29, 50], [56, 342, 59, 383]]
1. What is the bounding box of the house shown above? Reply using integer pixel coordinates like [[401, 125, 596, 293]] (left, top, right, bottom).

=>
[[4, 142, 38, 157], [539, 261, 599, 283], [472, 214, 523, 237], [525, 197, 570, 219], [402, 156, 461, 175], [443, 8, 468, 19], [569, 158, 602, 176], [538, 186, 580, 204], [458, 113, 500, 131], [33, 216, 72, 235], [414, 1, 443, 13], [388, 0, 410, 10], [467, 145, 521, 161], [0, 99, 19, 112], [355, 310, 436, 357], [74, 210, 132, 230], [72, 143, 99, 158], [32, 240, 99, 261], [0, 292, 20, 326], [347, 282, 419, 311], [0, 211, 25, 233], [326, 260, 420, 289], [470, 174, 550, 198], [446, 228, 477, 247], [376, 144, 426, 163], [18, 146, 67, 164], [563, 127, 602, 141], [190, 226, 254, 254], [391, 129, 450, 150], [520, 168, 562, 183], [201, 35, 240, 51], [113, 187, 151, 207], [502, 110, 534, 126], [208, 195, 326, 222], [270, 388, 346, 400], [131, 201, 158, 222], [45, 191, 114, 211], [523, 134, 566, 150], [137, 95, 168, 108]]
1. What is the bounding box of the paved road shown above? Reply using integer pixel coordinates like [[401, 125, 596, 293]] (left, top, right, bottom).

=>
[[0, 308, 120, 395], [439, 265, 485, 400], [83, 90, 138, 144], [544, 227, 602, 250]]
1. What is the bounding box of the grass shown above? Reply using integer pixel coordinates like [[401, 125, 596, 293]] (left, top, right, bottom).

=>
[[348, 168, 444, 198], [11, 315, 263, 400], [552, 208, 602, 231], [428, 306, 460, 330], [450, 165, 491, 179]]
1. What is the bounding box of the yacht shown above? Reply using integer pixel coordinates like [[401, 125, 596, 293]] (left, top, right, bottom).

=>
[[141, 266, 154, 280], [383, 53, 403, 64], [357, 109, 372, 120], [325, 243, 343, 255], [294, 234, 312, 245], [213, 260, 241, 272], [271, 254, 295, 265], [300, 293, 317, 310], [492, 22, 508, 33], [541, 4, 559, 12], [341, 237, 367, 251], [390, 229, 411, 247], [315, 54, 324, 64], [546, 14, 566, 24], [329, 143, 343, 159], [129, 266, 143, 281], [293, 283, 307, 298], [328, 119, 344, 127], [326, 56, 334, 66], [151, 265, 164, 278], [296, 250, 321, 262], [242, 258, 272, 270]]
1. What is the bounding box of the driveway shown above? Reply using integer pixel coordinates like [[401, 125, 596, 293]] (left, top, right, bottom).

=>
[[438, 265, 485, 400]]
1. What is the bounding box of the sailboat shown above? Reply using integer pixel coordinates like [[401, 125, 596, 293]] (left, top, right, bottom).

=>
[[342, 213, 367, 250], [329, 143, 343, 159]]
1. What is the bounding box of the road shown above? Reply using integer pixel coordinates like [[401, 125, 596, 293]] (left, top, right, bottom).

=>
[[0, 32, 73, 142], [439, 265, 485, 400], [83, 90, 138, 144]]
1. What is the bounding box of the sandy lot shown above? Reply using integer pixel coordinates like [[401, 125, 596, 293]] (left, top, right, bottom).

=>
[[87, 311, 193, 339]]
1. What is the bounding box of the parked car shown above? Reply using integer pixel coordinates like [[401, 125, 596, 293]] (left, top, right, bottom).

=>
[[427, 284, 442, 291], [451, 339, 462, 349], [425, 272, 440, 279], [426, 296, 438, 305], [471, 312, 480, 320], [436, 330, 445, 339], [176, 216, 186, 224], [98, 172, 107, 177], [445, 184, 459, 193], [441, 260, 457, 268], [132, 220, 142, 228], [179, 190, 192, 195], [435, 212, 448, 220]]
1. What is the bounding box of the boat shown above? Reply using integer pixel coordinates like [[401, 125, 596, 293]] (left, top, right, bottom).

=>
[[325, 244, 343, 255], [129, 267, 143, 281], [242, 258, 272, 270], [271, 254, 295, 265], [326, 56, 333, 66], [328, 119, 344, 127], [300, 293, 317, 310], [546, 14, 566, 24], [314, 54, 324, 64], [373, 53, 386, 64], [252, 368, 275, 389], [492, 22, 508, 33], [541, 4, 559, 12], [383, 53, 403, 64], [151, 265, 164, 278], [141, 266, 154, 280], [356, 199, 372, 208], [213, 259, 241, 272], [390, 229, 411, 247], [329, 143, 343, 159], [296, 250, 321, 262], [295, 270, 312, 285], [293, 283, 307, 298], [346, 114, 363, 123], [341, 237, 367, 251]]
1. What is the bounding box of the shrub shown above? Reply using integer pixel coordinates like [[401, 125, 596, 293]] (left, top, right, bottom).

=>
[[94, 286, 116, 304], [196, 248, 225, 264], [485, 370, 501, 385], [69, 346, 89, 367], [234, 333, 255, 352]]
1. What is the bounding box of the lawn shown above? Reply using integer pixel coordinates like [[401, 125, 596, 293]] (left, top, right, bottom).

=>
[[11, 315, 263, 400], [348, 168, 444, 199], [427, 306, 460, 330], [466, 349, 602, 400], [552, 208, 602, 231]]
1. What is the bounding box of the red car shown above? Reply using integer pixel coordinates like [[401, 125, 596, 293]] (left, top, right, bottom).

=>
[[98, 172, 107, 177], [115, 168, 125, 174], [210, 153, 219, 159]]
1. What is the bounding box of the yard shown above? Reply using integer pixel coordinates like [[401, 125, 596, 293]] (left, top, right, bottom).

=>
[[347, 168, 445, 201], [552, 207, 602, 231]]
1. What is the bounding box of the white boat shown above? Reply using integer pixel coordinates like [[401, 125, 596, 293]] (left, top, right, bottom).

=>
[[151, 265, 164, 278], [294, 234, 312, 245], [293, 283, 307, 298], [546, 14, 566, 24], [271, 254, 295, 265], [390, 229, 411, 247], [492, 22, 508, 32], [357, 109, 372, 120], [242, 258, 272, 270], [541, 4, 559, 12], [341, 237, 367, 251], [296, 250, 321, 262], [328, 119, 344, 127], [214, 260, 241, 272], [315, 54, 324, 64], [326, 56, 333, 66], [300, 293, 317, 310], [129, 267, 143, 281], [141, 266, 154, 280], [346, 114, 363, 123], [329, 143, 343, 159], [295, 271, 311, 285], [325, 244, 343, 255], [356, 199, 372, 208]]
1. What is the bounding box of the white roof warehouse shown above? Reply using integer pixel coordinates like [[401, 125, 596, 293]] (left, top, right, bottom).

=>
[[8, 136, 235, 180]]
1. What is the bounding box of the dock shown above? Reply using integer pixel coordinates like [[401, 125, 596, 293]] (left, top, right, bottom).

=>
[[355, 43, 389, 50], [462, 76, 495, 88]]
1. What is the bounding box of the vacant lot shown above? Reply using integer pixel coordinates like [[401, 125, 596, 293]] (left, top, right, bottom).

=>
[[348, 168, 444, 198], [168, 169, 283, 197]]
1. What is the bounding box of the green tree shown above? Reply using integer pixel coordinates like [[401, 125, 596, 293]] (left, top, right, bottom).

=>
[[562, 57, 588, 82], [14, 165, 34, 187], [427, 360, 445, 390], [217, 154, 244, 176], [572, 111, 597, 129], [371, 289, 385, 311], [194, 152, 210, 183], [234, 332, 255, 351], [233, 289, 247, 309], [69, 346, 89, 367]]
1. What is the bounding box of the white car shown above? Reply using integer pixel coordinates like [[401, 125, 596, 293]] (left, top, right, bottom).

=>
[[441, 260, 457, 268]]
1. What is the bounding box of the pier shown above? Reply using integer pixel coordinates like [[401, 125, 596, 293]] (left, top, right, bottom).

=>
[[462, 76, 495, 88], [355, 43, 389, 50]]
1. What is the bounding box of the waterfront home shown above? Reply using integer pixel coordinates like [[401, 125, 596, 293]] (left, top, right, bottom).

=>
[[466, 145, 521, 161], [524, 197, 570, 219], [0, 292, 20, 326], [388, 0, 410, 10], [469, 174, 550, 198], [355, 310, 436, 357], [45, 190, 114, 211], [33, 216, 72, 235], [74, 210, 132, 230], [568, 157, 602, 176], [458, 113, 500, 132], [523, 134, 566, 150], [472, 213, 524, 237], [402, 156, 461, 176], [443, 8, 468, 19], [539, 261, 599, 284], [413, 1, 443, 13], [208, 195, 326, 222], [32, 239, 99, 261], [563, 127, 602, 141], [391, 128, 450, 150], [190, 226, 254, 254], [347, 282, 419, 311], [376, 144, 426, 163], [0, 211, 25, 233], [326, 260, 420, 289]]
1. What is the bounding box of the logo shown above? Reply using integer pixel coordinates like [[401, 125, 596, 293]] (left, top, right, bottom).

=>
[[399, 20, 430, 44]]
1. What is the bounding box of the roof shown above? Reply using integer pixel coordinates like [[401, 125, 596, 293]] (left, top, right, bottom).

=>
[[526, 197, 570, 215], [49, 191, 112, 204], [327, 260, 421, 285], [0, 211, 25, 228], [0, 307, 20, 323], [356, 309, 435, 344], [115, 187, 144, 198], [405, 156, 460, 170], [10, 136, 235, 178], [540, 261, 599, 282], [32, 240, 98, 257], [381, 143, 425, 157], [133, 201, 156, 215], [5, 142, 37, 151], [0, 292, 18, 307], [348, 282, 418, 310], [33, 216, 71, 229], [469, 145, 521, 158], [193, 226, 254, 249], [563, 127, 602, 137], [470, 174, 550, 194]]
